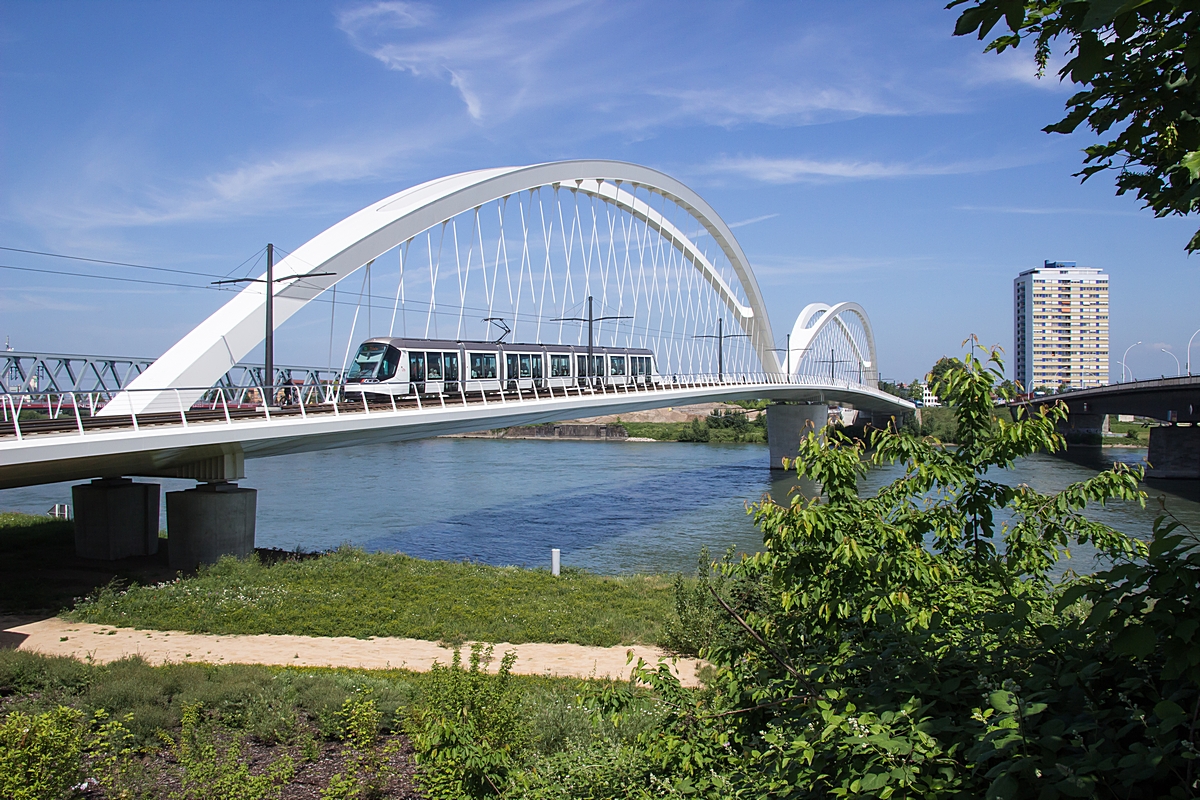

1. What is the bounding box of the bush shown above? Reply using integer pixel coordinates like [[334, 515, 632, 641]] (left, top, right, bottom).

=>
[[407, 645, 529, 799], [0, 706, 85, 800]]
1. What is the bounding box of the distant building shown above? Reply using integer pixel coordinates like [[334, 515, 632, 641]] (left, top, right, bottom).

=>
[[921, 384, 940, 408], [1014, 261, 1109, 391]]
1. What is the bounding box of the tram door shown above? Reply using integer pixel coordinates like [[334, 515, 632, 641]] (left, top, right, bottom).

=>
[[505, 354, 520, 392], [443, 351, 459, 393], [408, 351, 426, 395], [425, 350, 443, 393]]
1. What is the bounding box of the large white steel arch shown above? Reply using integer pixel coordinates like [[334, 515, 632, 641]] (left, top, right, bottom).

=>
[[103, 160, 780, 416], [787, 302, 879, 386]]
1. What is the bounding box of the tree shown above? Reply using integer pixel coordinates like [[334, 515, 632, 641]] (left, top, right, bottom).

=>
[[928, 356, 964, 389], [951, 0, 1200, 250], [636, 345, 1200, 798]]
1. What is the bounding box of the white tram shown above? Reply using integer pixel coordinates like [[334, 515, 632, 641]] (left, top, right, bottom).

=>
[[343, 337, 660, 398]]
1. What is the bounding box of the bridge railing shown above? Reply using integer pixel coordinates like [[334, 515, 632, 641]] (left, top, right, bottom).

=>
[[0, 371, 880, 443]]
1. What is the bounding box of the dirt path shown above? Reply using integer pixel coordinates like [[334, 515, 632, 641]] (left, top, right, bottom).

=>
[[1, 616, 703, 686]]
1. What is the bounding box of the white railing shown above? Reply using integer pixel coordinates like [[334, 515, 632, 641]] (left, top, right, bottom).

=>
[[0, 372, 880, 443]]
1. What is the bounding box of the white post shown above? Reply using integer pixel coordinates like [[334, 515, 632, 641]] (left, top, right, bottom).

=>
[[551, 548, 561, 576]]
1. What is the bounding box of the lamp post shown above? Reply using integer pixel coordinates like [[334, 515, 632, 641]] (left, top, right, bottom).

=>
[[1120, 341, 1142, 383], [1161, 348, 1181, 377], [1189, 327, 1200, 375]]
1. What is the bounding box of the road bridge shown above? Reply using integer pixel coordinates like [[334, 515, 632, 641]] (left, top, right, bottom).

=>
[[1013, 375, 1200, 478], [1, 160, 913, 566]]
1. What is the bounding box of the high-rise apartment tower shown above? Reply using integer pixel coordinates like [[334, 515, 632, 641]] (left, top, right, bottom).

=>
[[1013, 261, 1109, 391]]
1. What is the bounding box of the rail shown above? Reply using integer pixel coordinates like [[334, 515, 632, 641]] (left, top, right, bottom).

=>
[[0, 372, 883, 443]]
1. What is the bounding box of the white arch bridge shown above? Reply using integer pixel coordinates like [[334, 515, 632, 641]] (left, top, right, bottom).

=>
[[0, 160, 911, 563]]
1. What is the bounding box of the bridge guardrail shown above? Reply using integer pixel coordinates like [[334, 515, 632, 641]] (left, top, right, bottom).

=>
[[0, 372, 882, 443]]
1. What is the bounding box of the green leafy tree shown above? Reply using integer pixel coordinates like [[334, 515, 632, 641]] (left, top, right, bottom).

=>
[[952, 0, 1200, 250], [635, 343, 1200, 798]]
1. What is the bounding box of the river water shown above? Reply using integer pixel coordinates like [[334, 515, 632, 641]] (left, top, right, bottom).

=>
[[2, 440, 1197, 576]]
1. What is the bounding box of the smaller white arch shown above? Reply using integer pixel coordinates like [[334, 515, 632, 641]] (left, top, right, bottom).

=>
[[788, 302, 878, 385]]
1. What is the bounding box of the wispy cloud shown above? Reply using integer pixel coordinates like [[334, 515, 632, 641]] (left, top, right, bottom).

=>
[[955, 204, 1141, 217], [336, 0, 595, 122], [703, 154, 1027, 184], [728, 213, 779, 229]]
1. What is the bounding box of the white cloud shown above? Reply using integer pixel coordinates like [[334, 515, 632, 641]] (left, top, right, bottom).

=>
[[955, 204, 1141, 217], [727, 213, 779, 229], [703, 154, 1025, 184]]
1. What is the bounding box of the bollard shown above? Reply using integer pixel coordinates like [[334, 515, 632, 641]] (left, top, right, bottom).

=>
[[551, 548, 561, 577]]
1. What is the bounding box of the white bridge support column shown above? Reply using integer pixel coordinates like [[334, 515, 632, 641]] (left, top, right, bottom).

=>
[[166, 482, 256, 570], [767, 403, 828, 470], [71, 477, 161, 560]]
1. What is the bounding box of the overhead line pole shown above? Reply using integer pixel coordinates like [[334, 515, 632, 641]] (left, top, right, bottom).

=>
[[211, 243, 335, 396], [693, 317, 749, 381], [553, 295, 631, 383]]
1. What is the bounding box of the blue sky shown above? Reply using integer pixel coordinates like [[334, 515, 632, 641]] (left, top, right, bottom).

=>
[[2, 1, 1197, 382]]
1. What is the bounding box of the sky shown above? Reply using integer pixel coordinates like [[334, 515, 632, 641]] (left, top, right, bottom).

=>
[[1, 0, 1197, 383]]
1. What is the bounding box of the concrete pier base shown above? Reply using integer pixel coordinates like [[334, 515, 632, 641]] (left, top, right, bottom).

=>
[[166, 482, 256, 570], [766, 404, 828, 470], [1058, 412, 1108, 446], [1148, 425, 1200, 479], [71, 477, 160, 560]]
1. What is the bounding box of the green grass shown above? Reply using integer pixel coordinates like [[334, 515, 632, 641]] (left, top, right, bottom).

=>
[[69, 548, 677, 647], [1107, 419, 1154, 445]]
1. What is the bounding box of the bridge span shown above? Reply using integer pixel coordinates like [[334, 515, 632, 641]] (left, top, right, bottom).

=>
[[1, 159, 914, 567]]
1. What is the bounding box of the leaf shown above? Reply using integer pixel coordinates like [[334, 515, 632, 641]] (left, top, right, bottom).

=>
[[987, 773, 1019, 800], [989, 691, 1017, 713], [1112, 625, 1156, 658]]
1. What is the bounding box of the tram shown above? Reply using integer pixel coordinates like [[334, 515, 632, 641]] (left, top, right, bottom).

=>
[[343, 337, 660, 399]]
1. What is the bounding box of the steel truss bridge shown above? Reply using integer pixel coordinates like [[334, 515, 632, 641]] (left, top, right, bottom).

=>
[[1, 160, 913, 491]]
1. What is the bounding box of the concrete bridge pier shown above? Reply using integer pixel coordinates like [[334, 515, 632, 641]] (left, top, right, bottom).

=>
[[165, 482, 257, 570], [1058, 412, 1108, 445], [767, 403, 828, 470], [1148, 424, 1200, 479], [71, 477, 161, 560]]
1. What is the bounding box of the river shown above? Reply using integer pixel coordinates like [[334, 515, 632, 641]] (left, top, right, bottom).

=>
[[2, 440, 1197, 576]]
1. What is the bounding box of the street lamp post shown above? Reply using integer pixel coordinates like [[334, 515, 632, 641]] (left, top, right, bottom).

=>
[[1161, 347, 1181, 377], [1189, 327, 1200, 375], [1121, 341, 1142, 383]]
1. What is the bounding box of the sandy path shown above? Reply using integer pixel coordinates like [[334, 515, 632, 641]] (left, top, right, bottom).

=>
[[1, 617, 703, 687]]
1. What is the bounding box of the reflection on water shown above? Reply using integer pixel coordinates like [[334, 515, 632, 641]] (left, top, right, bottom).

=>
[[1, 440, 1196, 576]]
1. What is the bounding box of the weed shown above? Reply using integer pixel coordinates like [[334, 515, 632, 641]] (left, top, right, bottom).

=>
[[0, 705, 85, 800], [170, 702, 294, 800], [87, 709, 157, 800]]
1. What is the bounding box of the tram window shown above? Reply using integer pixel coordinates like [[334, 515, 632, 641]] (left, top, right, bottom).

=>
[[550, 354, 571, 377], [425, 352, 442, 380], [531, 354, 543, 380], [409, 351, 426, 382], [443, 352, 459, 381], [592, 355, 605, 376], [609, 356, 625, 375], [348, 343, 386, 381], [577, 355, 587, 376], [519, 354, 531, 378], [379, 346, 401, 380], [506, 354, 519, 381], [470, 352, 497, 379]]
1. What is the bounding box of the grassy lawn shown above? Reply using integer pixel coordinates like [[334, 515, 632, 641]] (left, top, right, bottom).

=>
[[616, 420, 766, 443], [69, 548, 677, 647], [1107, 419, 1155, 446]]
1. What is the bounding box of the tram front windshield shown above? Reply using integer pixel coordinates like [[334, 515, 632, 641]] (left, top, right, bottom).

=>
[[348, 343, 387, 381]]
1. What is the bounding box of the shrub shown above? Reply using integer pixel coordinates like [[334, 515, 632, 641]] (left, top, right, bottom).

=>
[[0, 648, 92, 697], [0, 706, 85, 800], [407, 645, 529, 799]]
